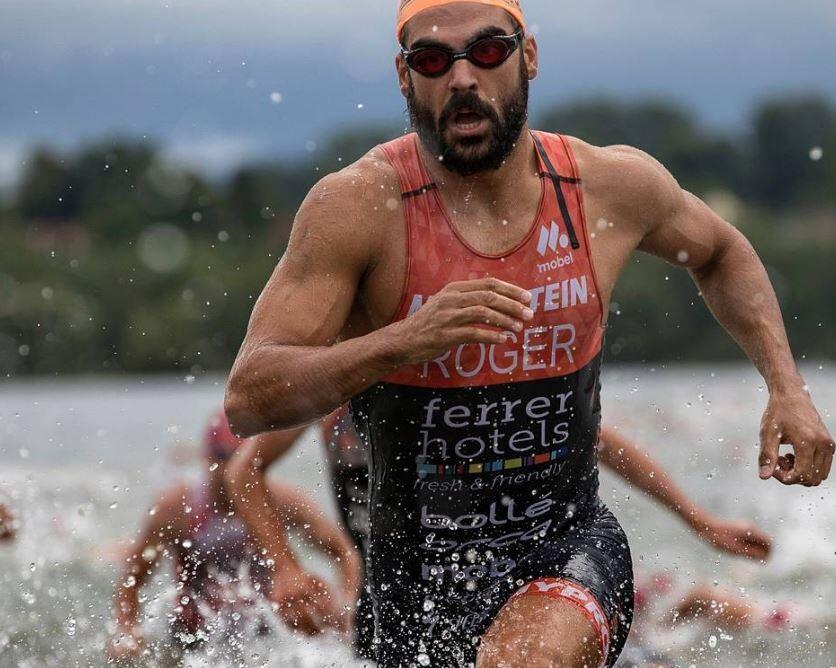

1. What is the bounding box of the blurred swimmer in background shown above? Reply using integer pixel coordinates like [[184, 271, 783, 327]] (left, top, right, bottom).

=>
[[106, 410, 360, 662]]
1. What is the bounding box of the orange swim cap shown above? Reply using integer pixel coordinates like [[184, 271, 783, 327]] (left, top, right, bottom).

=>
[[397, 0, 525, 42]]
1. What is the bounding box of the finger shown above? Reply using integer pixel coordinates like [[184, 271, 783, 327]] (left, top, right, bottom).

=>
[[772, 453, 798, 485], [452, 278, 531, 304], [457, 290, 534, 322], [791, 434, 816, 484], [811, 441, 828, 486], [821, 441, 834, 482], [759, 418, 781, 479], [456, 305, 525, 333], [454, 327, 510, 346]]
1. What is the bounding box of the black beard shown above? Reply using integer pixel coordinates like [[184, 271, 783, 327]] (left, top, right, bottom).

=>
[[406, 61, 529, 177]]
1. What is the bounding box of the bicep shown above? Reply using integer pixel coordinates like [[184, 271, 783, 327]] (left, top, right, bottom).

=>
[[243, 179, 372, 350]]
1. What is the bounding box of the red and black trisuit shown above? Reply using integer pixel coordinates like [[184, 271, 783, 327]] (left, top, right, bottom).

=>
[[350, 131, 634, 667]]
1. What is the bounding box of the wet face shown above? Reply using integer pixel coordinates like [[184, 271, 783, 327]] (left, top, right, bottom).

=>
[[397, 5, 537, 176]]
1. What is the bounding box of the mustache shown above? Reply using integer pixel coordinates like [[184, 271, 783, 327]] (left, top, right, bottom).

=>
[[438, 92, 500, 131]]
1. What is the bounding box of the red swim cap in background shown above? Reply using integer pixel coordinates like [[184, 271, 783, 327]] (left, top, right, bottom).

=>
[[204, 409, 244, 460]]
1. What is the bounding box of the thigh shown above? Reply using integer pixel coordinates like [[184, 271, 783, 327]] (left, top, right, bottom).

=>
[[478, 502, 634, 668], [477, 587, 605, 668]]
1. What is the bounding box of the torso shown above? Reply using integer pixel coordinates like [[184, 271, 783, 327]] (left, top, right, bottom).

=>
[[349, 129, 607, 617], [342, 133, 641, 337]]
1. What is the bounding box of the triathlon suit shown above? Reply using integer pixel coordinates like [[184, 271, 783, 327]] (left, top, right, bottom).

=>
[[172, 484, 272, 643], [351, 131, 633, 667], [321, 406, 375, 660]]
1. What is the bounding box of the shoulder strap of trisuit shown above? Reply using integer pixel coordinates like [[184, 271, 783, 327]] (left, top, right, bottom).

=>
[[532, 132, 581, 250], [380, 134, 438, 200]]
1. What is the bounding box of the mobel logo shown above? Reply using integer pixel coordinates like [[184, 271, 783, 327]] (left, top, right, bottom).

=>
[[536, 221, 570, 257]]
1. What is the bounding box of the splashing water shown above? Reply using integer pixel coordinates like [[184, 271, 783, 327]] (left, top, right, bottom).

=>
[[1, 367, 834, 666]]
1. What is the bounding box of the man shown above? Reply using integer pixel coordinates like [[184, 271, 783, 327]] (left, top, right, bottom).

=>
[[106, 410, 360, 661], [225, 1, 833, 665]]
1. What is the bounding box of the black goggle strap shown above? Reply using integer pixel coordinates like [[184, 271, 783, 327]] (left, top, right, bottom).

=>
[[532, 134, 581, 250]]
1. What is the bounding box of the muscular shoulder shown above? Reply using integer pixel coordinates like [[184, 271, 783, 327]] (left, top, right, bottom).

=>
[[294, 146, 402, 252], [565, 136, 684, 232]]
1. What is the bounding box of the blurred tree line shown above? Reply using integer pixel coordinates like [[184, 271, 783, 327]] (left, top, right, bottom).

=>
[[1, 95, 834, 376]]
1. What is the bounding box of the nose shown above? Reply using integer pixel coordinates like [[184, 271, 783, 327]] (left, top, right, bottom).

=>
[[448, 58, 478, 93]]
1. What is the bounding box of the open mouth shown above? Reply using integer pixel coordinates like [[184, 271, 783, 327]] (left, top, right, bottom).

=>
[[452, 108, 488, 134]]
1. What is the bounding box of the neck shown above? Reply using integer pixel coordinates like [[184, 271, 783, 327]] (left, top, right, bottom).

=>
[[416, 125, 537, 201]]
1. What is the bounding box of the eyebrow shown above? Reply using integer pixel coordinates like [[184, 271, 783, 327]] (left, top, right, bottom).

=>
[[407, 25, 511, 51]]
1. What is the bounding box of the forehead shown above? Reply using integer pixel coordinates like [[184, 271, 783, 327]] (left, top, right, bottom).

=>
[[404, 3, 515, 47]]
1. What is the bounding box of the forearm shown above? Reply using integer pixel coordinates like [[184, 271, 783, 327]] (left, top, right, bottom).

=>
[[227, 468, 298, 566], [227, 325, 408, 436], [600, 429, 706, 528], [692, 229, 803, 393], [113, 566, 146, 630], [338, 547, 363, 598], [313, 533, 362, 596]]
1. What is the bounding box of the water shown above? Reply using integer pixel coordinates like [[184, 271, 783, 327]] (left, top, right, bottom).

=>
[[1, 365, 834, 667]]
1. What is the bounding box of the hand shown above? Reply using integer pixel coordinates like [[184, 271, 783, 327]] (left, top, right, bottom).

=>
[[0, 504, 16, 542], [390, 278, 533, 365], [106, 627, 143, 662], [759, 388, 834, 486], [693, 515, 773, 561], [269, 565, 342, 636]]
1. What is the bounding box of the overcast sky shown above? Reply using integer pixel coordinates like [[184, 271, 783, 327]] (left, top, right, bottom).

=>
[[1, 0, 835, 183]]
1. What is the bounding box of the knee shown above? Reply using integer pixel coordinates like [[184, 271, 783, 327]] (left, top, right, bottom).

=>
[[477, 631, 602, 668]]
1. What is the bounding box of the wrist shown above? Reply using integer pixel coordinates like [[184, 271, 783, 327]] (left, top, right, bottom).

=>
[[375, 321, 413, 368], [766, 370, 805, 397]]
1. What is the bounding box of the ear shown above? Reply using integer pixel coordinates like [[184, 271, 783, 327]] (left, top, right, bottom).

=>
[[396, 53, 411, 98], [523, 34, 538, 80]]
